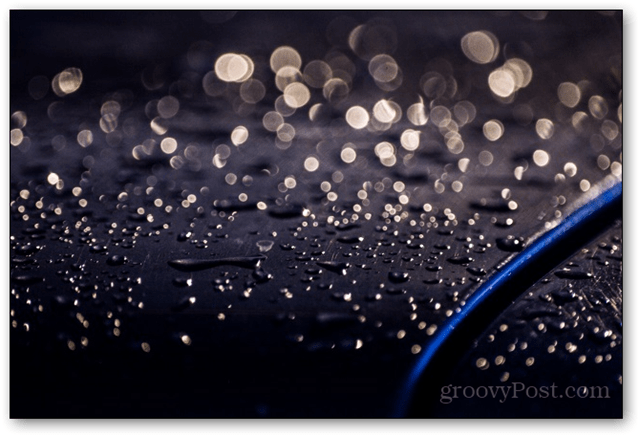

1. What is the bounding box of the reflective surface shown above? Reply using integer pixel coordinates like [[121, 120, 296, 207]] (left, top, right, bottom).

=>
[[10, 10, 622, 418]]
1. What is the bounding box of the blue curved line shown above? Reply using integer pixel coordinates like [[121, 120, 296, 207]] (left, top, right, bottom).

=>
[[392, 180, 622, 417]]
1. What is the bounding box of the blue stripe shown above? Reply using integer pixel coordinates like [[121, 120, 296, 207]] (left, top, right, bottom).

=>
[[392, 180, 622, 417]]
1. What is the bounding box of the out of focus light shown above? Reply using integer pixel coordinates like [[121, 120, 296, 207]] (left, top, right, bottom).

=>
[[535, 118, 555, 140], [215, 53, 254, 82], [231, 126, 249, 145], [304, 156, 320, 172], [161, 137, 178, 154], [453, 101, 476, 126], [47, 172, 59, 185], [461, 30, 499, 64], [597, 154, 611, 170], [304, 60, 332, 88], [479, 150, 494, 166], [277, 123, 296, 142], [488, 68, 516, 98], [341, 145, 357, 163], [52, 67, 83, 96], [283, 82, 311, 108], [400, 129, 420, 151], [240, 79, 266, 104], [601, 120, 619, 141], [157, 95, 180, 118], [458, 158, 470, 173], [429, 106, 451, 128], [373, 99, 397, 123], [618, 103, 622, 123], [274, 95, 296, 116], [77, 129, 93, 147], [489, 58, 532, 98], [580, 179, 591, 192], [346, 106, 369, 129], [571, 111, 589, 131], [348, 21, 398, 61], [374, 141, 396, 161], [322, 78, 350, 104], [368, 54, 399, 82], [150, 117, 169, 135], [10, 129, 24, 146], [503, 58, 532, 89], [271, 46, 302, 73], [407, 101, 428, 126], [564, 162, 578, 177], [588, 95, 608, 119], [558, 82, 581, 108], [275, 66, 303, 92], [533, 149, 550, 167], [611, 161, 622, 177], [483, 119, 504, 141], [11, 111, 27, 129], [263, 111, 284, 132]]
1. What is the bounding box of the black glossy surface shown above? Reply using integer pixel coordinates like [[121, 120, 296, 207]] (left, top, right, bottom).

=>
[[10, 11, 622, 418]]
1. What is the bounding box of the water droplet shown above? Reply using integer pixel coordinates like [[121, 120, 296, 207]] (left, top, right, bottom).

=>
[[554, 268, 593, 280], [172, 277, 193, 287], [466, 267, 487, 276], [168, 255, 266, 271], [520, 304, 562, 320], [496, 236, 525, 252], [388, 271, 410, 283], [252, 267, 273, 283], [106, 254, 127, 266], [256, 240, 274, 253], [337, 235, 364, 244], [89, 244, 107, 253], [11, 274, 44, 285], [447, 256, 474, 265], [316, 260, 350, 275]]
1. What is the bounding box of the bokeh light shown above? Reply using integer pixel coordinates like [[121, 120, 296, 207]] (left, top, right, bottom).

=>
[[558, 82, 581, 108], [483, 119, 504, 141], [461, 30, 499, 64], [346, 106, 369, 129]]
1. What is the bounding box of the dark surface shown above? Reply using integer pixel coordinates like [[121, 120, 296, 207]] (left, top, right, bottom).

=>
[[10, 10, 622, 418]]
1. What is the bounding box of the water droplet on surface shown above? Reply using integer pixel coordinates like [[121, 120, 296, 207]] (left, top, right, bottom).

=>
[[337, 235, 364, 244], [168, 255, 266, 271], [388, 271, 410, 283], [496, 236, 525, 252], [106, 255, 127, 266], [466, 267, 487, 276], [447, 256, 474, 265], [256, 240, 274, 253], [554, 268, 593, 280], [316, 261, 350, 275]]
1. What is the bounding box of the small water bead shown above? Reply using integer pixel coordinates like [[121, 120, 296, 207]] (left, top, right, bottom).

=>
[[388, 271, 410, 283], [447, 256, 474, 265], [106, 255, 127, 266], [554, 268, 593, 280], [256, 240, 275, 253], [496, 236, 524, 252]]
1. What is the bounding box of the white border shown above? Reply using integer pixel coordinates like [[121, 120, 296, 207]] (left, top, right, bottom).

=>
[[3, 3, 638, 436]]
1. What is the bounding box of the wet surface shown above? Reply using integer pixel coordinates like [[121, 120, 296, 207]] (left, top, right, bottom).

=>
[[420, 222, 622, 418], [10, 11, 621, 417]]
